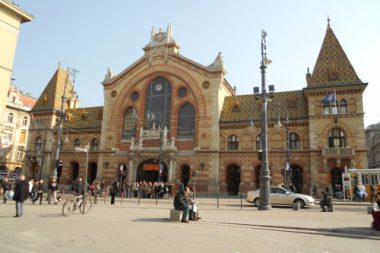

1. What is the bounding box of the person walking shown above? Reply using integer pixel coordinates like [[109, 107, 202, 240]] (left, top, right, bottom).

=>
[[110, 181, 118, 205], [12, 175, 29, 217], [2, 177, 12, 203], [48, 178, 58, 204], [34, 179, 44, 205]]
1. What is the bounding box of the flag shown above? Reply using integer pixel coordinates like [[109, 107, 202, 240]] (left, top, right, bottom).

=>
[[321, 91, 336, 105]]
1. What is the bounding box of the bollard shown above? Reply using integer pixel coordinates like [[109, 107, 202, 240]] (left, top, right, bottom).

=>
[[138, 193, 140, 205], [240, 192, 243, 209], [120, 191, 124, 205], [217, 192, 219, 208], [292, 202, 300, 211], [156, 195, 158, 206]]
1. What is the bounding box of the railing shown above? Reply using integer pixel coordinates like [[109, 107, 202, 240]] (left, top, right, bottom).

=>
[[322, 147, 355, 157]]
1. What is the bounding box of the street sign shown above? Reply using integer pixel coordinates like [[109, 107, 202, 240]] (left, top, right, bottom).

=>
[[74, 147, 87, 152]]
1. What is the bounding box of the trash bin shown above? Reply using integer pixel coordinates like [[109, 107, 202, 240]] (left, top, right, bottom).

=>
[[292, 202, 300, 211]]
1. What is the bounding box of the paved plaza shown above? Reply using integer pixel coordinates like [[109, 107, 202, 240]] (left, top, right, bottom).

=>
[[0, 197, 379, 253]]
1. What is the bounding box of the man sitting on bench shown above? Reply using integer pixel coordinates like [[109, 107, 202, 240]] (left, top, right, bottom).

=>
[[173, 183, 190, 223], [320, 190, 333, 212]]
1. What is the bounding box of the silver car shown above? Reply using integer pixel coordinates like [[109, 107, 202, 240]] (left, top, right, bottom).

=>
[[246, 186, 315, 208]]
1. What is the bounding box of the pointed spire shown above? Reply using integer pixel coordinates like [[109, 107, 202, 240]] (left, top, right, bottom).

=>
[[307, 21, 361, 86]]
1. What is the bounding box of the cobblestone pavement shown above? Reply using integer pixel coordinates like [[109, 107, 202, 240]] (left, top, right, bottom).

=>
[[0, 197, 379, 253]]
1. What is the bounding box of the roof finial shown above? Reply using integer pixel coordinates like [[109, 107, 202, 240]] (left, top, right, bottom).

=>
[[327, 16, 331, 28]]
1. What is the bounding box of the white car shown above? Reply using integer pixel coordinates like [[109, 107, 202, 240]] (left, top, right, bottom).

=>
[[247, 186, 315, 208]]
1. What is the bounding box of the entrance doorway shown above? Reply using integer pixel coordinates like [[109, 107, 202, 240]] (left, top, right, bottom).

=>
[[291, 166, 303, 193], [71, 162, 79, 182], [88, 162, 97, 183], [226, 164, 240, 195], [136, 159, 168, 182], [331, 168, 343, 190], [180, 165, 190, 187]]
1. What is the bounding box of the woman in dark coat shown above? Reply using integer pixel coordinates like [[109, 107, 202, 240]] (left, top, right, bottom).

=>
[[13, 175, 30, 217]]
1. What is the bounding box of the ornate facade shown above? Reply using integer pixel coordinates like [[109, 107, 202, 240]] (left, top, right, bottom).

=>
[[0, 85, 36, 172], [24, 22, 368, 194], [366, 123, 380, 168]]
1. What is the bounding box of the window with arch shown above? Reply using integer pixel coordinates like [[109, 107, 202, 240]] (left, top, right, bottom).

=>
[[256, 135, 261, 150], [144, 77, 172, 129], [328, 128, 346, 148], [35, 137, 42, 151], [74, 138, 80, 148], [339, 99, 348, 114], [289, 132, 300, 150], [90, 138, 98, 151], [8, 113, 14, 123], [22, 116, 28, 126], [122, 108, 137, 139], [177, 103, 195, 138], [228, 135, 239, 150]]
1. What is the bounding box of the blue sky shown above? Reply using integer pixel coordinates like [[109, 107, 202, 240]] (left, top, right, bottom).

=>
[[12, 0, 380, 127]]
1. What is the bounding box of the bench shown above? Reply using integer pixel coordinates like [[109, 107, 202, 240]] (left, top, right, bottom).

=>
[[170, 209, 183, 222]]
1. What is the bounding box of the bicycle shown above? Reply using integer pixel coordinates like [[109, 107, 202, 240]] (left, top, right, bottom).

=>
[[62, 194, 92, 216]]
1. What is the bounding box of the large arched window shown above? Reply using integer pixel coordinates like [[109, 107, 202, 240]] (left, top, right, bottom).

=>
[[122, 108, 137, 139], [35, 137, 42, 151], [228, 135, 239, 150], [144, 77, 172, 129], [177, 103, 195, 138], [8, 113, 14, 123], [328, 128, 346, 148], [90, 138, 98, 152], [74, 138, 80, 148], [289, 132, 300, 150], [339, 99, 348, 114]]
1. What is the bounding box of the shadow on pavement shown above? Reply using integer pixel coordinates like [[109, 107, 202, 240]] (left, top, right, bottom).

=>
[[132, 217, 169, 223]]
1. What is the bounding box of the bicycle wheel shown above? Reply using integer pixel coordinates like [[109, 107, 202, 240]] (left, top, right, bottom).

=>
[[62, 199, 75, 216], [79, 197, 92, 214]]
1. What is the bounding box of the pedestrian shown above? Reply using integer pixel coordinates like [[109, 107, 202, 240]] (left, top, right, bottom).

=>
[[312, 184, 318, 199], [319, 190, 333, 212], [110, 181, 118, 204], [2, 177, 12, 203], [289, 183, 296, 193], [34, 179, 44, 205], [370, 192, 380, 230], [93, 181, 100, 204], [48, 178, 58, 204], [12, 175, 29, 217]]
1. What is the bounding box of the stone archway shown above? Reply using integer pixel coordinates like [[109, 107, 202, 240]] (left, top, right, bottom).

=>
[[226, 164, 241, 195], [71, 162, 80, 182], [180, 164, 190, 187], [291, 166, 304, 193], [88, 162, 97, 184], [136, 159, 168, 183]]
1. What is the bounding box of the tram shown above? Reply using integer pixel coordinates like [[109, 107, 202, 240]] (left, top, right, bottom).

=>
[[344, 168, 380, 200]]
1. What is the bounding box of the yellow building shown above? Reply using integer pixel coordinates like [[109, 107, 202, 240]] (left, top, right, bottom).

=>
[[24, 22, 367, 194], [0, 0, 33, 164]]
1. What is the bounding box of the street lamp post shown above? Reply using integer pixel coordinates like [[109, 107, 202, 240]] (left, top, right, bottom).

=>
[[284, 114, 291, 187], [254, 30, 273, 210], [52, 68, 70, 179]]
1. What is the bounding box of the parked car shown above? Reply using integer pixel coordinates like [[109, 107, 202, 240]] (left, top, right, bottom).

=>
[[247, 186, 315, 208]]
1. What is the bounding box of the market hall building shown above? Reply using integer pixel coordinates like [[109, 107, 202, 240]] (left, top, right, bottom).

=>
[[24, 22, 368, 195]]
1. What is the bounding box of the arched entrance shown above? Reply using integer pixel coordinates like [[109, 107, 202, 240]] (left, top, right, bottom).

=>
[[291, 166, 303, 193], [71, 162, 79, 182], [331, 168, 343, 190], [136, 159, 168, 183], [180, 164, 190, 187], [88, 162, 97, 184], [226, 164, 240, 195]]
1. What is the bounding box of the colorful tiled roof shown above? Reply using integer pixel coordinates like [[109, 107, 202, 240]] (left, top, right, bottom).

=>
[[32, 67, 75, 112], [19, 94, 37, 108], [307, 22, 361, 86], [220, 90, 308, 124], [64, 106, 103, 129]]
